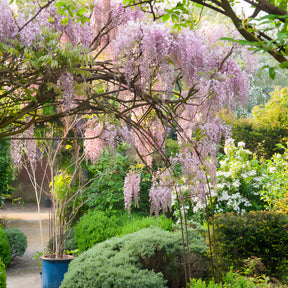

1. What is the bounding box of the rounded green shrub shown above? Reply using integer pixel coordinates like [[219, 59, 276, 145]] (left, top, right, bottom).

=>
[[214, 211, 288, 281], [4, 228, 27, 258], [0, 258, 6, 288], [61, 227, 208, 288], [74, 210, 123, 252], [74, 210, 174, 252], [0, 228, 11, 267]]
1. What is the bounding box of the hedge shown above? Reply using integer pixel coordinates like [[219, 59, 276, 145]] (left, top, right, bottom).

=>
[[61, 227, 209, 288]]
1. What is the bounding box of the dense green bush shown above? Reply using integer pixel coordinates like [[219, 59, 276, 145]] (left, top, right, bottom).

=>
[[231, 119, 288, 159], [214, 211, 288, 281], [0, 229, 11, 267], [83, 147, 152, 215], [0, 258, 6, 288], [4, 228, 27, 258], [61, 227, 208, 288], [74, 210, 174, 252], [230, 87, 288, 160], [84, 149, 132, 212]]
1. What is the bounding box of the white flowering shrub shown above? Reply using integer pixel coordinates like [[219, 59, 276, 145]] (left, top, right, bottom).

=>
[[173, 139, 288, 221], [260, 144, 288, 209], [214, 139, 268, 214]]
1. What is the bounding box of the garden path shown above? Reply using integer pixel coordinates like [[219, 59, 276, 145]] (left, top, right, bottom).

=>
[[0, 203, 50, 288]]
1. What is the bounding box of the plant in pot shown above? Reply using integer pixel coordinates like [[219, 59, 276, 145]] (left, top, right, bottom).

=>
[[10, 116, 92, 288]]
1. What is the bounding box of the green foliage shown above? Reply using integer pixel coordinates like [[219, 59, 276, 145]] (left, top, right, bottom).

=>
[[162, 0, 196, 31], [74, 209, 174, 252], [260, 145, 288, 208], [85, 150, 131, 211], [0, 140, 14, 206], [0, 229, 11, 267], [54, 0, 90, 25], [4, 228, 27, 258], [53, 170, 72, 204], [213, 139, 267, 214], [85, 148, 150, 213], [0, 258, 6, 288], [61, 227, 208, 288], [231, 86, 288, 159], [231, 118, 287, 159], [188, 269, 271, 288], [252, 86, 288, 130], [214, 211, 288, 281]]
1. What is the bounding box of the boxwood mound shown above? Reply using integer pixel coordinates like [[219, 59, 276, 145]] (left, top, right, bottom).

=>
[[4, 228, 27, 259], [60, 226, 208, 288]]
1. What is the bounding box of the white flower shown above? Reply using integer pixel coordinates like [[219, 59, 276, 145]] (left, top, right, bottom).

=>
[[232, 179, 241, 188], [217, 183, 225, 189], [247, 170, 256, 176], [269, 167, 276, 173], [219, 190, 229, 201], [238, 141, 245, 148]]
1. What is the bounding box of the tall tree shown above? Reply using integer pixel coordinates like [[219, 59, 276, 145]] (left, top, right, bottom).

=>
[[186, 0, 288, 68]]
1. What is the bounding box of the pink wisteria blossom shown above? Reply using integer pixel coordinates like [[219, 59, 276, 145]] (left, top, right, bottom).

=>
[[84, 119, 107, 163], [123, 171, 141, 212], [149, 170, 174, 216]]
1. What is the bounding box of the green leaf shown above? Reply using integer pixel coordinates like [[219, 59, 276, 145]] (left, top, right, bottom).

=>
[[269, 67, 276, 80], [161, 13, 170, 22], [279, 60, 288, 69], [61, 18, 69, 26]]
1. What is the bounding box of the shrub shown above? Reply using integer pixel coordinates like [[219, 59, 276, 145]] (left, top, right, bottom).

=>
[[74, 210, 124, 252], [4, 228, 27, 258], [214, 211, 288, 281], [84, 149, 132, 212], [74, 210, 174, 252], [231, 118, 287, 159], [0, 258, 6, 288], [0, 229, 11, 267], [188, 269, 271, 288], [213, 139, 267, 214], [82, 147, 152, 216], [61, 227, 209, 288]]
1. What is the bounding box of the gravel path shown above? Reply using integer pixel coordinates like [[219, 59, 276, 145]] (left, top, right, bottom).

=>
[[0, 203, 50, 288]]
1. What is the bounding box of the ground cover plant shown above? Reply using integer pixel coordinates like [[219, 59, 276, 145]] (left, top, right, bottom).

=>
[[61, 227, 209, 288], [188, 269, 272, 288]]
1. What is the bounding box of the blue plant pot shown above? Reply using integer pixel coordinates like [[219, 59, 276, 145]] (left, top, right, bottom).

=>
[[41, 256, 73, 288]]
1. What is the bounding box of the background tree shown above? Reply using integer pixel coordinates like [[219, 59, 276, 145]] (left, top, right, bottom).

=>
[[184, 0, 288, 69], [227, 86, 288, 158]]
